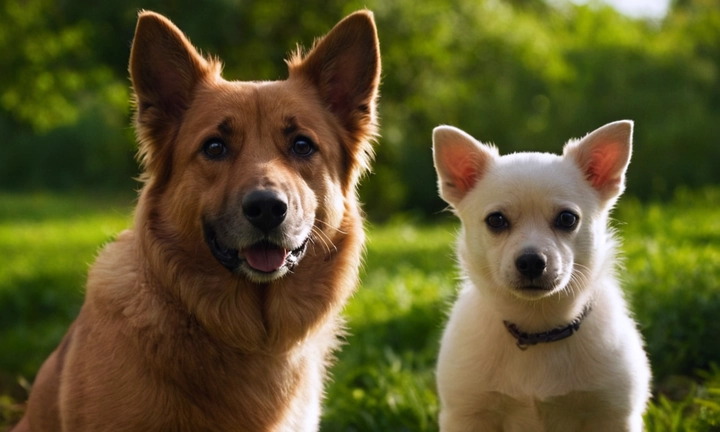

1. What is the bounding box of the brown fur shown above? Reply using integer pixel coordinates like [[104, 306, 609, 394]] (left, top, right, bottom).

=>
[[15, 10, 380, 432]]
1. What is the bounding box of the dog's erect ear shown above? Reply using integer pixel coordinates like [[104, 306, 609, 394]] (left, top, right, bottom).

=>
[[433, 126, 497, 207], [564, 120, 633, 202], [289, 11, 380, 134], [288, 11, 380, 186], [130, 11, 214, 121], [130, 11, 219, 180]]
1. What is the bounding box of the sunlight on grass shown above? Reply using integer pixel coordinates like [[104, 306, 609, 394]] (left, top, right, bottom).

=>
[[0, 191, 719, 430], [0, 193, 133, 378]]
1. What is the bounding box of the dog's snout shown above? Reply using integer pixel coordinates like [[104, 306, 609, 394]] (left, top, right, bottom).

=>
[[515, 251, 547, 279], [242, 190, 288, 233]]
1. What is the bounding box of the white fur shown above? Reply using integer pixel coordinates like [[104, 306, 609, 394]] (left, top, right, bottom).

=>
[[433, 121, 651, 431]]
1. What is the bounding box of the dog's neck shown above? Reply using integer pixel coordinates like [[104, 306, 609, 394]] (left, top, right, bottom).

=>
[[503, 302, 593, 350]]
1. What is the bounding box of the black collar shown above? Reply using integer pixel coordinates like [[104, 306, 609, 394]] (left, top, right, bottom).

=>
[[503, 303, 593, 350]]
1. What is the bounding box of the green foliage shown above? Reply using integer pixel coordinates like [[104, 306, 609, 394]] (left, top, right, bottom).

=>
[[617, 187, 720, 381], [2, 0, 720, 217], [0, 190, 719, 429], [645, 365, 720, 431], [365, 0, 720, 216], [0, 0, 128, 132]]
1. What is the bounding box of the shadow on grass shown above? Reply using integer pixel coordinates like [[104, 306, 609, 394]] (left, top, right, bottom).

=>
[[0, 192, 134, 223], [324, 300, 447, 432], [0, 272, 83, 378]]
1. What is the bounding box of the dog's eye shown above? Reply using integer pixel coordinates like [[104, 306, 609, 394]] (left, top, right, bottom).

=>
[[486, 212, 509, 231], [556, 211, 579, 230], [291, 136, 316, 157], [203, 139, 227, 159]]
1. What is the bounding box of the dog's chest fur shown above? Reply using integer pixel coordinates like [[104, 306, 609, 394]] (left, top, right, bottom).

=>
[[467, 390, 629, 432], [436, 266, 648, 431], [65, 231, 333, 431]]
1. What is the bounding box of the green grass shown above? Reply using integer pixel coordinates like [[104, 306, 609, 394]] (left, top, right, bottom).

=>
[[1, 189, 719, 430], [618, 188, 720, 382], [0, 193, 133, 379]]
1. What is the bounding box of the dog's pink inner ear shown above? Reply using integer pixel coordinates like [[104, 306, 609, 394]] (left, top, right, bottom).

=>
[[566, 121, 633, 201], [586, 144, 625, 190], [433, 128, 494, 206], [439, 147, 481, 195]]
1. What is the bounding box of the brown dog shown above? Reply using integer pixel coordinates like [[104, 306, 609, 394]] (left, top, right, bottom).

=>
[[14, 9, 380, 431]]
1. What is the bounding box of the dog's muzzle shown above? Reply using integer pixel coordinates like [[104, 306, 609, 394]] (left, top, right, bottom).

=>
[[202, 189, 312, 281], [203, 223, 309, 280]]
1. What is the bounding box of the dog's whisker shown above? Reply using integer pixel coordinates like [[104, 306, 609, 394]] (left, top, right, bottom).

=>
[[309, 229, 328, 254], [317, 226, 338, 252], [310, 225, 337, 255], [306, 237, 319, 255], [314, 218, 348, 235]]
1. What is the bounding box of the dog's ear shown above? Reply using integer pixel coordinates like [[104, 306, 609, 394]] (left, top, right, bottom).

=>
[[288, 11, 381, 186], [433, 126, 497, 207], [564, 120, 633, 202], [130, 11, 219, 181]]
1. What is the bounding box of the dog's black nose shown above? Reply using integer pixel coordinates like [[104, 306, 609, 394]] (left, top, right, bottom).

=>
[[242, 190, 288, 233], [515, 252, 547, 279]]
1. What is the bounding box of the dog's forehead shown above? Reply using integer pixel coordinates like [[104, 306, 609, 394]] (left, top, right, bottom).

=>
[[189, 80, 322, 120], [494, 152, 584, 188], [466, 151, 593, 216], [182, 79, 335, 142]]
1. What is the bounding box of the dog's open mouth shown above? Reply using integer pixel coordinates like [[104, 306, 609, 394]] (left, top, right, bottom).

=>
[[203, 224, 308, 278], [240, 240, 308, 273]]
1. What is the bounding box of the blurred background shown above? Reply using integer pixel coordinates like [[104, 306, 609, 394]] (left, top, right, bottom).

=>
[[2, 0, 720, 430], [1, 0, 719, 219]]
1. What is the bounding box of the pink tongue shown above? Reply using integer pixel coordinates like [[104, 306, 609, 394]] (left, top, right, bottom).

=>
[[243, 244, 289, 273]]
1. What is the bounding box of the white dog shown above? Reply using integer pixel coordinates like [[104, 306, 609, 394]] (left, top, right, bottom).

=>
[[433, 121, 651, 431]]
